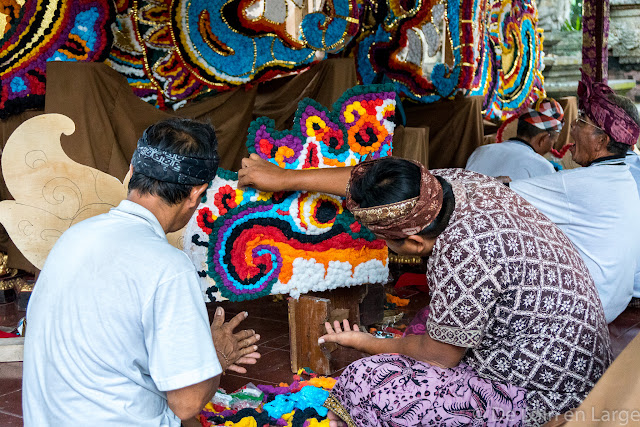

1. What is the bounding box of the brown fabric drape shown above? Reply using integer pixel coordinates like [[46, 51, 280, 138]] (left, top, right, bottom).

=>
[[43, 62, 258, 181], [404, 95, 485, 169], [253, 58, 359, 130], [392, 125, 430, 167]]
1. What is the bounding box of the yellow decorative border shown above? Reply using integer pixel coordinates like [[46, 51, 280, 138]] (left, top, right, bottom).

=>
[[324, 394, 358, 427]]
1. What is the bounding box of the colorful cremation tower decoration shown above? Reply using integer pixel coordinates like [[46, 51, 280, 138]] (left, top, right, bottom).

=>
[[184, 84, 395, 302], [1, 0, 547, 122], [352, 0, 545, 119], [469, 0, 545, 120], [0, 1, 113, 119], [106, 0, 360, 108]]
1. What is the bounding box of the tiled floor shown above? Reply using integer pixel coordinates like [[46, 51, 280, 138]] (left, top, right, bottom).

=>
[[3, 290, 640, 425]]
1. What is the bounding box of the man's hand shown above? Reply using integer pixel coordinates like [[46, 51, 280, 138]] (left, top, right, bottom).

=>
[[238, 153, 290, 191], [327, 410, 348, 427], [318, 319, 373, 352], [210, 307, 261, 374], [495, 175, 512, 184]]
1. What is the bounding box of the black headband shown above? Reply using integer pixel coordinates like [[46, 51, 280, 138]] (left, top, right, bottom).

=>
[[131, 136, 218, 185]]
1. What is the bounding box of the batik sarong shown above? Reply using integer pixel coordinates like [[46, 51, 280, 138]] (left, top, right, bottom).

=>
[[328, 354, 527, 426]]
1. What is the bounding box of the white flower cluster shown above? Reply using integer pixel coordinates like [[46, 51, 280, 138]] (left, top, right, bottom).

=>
[[271, 258, 389, 299]]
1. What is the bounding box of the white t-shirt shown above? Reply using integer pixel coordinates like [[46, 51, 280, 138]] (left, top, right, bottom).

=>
[[23, 200, 221, 426], [466, 139, 556, 180], [511, 158, 640, 322]]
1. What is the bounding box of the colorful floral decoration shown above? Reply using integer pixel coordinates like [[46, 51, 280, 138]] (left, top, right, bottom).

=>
[[184, 85, 394, 302], [105, 0, 361, 109], [0, 0, 114, 119], [353, 0, 486, 103], [469, 0, 545, 120]]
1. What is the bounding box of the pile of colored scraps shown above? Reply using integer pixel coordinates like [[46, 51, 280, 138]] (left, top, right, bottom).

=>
[[199, 369, 336, 426]]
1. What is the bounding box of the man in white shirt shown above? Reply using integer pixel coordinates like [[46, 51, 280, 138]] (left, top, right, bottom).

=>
[[510, 73, 640, 323], [23, 118, 261, 426], [466, 98, 564, 180]]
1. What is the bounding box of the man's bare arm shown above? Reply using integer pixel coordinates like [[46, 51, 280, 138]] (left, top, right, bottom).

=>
[[166, 375, 219, 420], [320, 320, 466, 368], [238, 154, 353, 197]]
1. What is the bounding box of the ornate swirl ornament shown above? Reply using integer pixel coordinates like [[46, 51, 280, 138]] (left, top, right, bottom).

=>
[[184, 84, 394, 302], [470, 0, 544, 120], [0, 0, 114, 119]]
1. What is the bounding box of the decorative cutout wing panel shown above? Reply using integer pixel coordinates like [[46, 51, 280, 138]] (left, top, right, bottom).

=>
[[0, 114, 126, 269]]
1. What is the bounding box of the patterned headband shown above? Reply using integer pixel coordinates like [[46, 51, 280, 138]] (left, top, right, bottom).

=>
[[345, 158, 443, 240], [131, 135, 219, 185], [578, 70, 640, 146], [519, 98, 564, 132]]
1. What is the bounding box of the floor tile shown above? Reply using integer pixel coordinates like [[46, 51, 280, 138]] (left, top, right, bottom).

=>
[[207, 298, 288, 321], [0, 363, 22, 397], [0, 411, 22, 426], [226, 316, 290, 345], [260, 334, 290, 350], [237, 348, 294, 384], [0, 390, 22, 417]]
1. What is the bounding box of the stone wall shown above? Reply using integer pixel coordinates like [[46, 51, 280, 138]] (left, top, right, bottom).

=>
[[608, 0, 640, 102], [537, 0, 573, 32]]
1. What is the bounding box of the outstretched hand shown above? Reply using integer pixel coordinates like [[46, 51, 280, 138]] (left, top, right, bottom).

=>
[[318, 319, 373, 352], [238, 153, 289, 192], [211, 307, 261, 374]]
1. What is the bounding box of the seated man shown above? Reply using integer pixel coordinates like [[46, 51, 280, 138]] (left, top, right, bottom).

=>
[[239, 155, 611, 426], [466, 98, 564, 179], [23, 118, 261, 425], [510, 73, 640, 323]]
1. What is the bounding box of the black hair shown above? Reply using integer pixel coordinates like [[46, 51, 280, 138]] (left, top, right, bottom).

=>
[[516, 118, 549, 140], [348, 157, 454, 240], [602, 93, 640, 155], [128, 118, 219, 205]]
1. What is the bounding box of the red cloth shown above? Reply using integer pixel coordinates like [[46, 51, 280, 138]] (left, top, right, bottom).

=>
[[0, 330, 18, 338], [394, 272, 429, 293]]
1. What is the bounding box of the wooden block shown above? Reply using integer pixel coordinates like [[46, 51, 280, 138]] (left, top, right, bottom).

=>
[[328, 308, 350, 325], [289, 295, 332, 374], [289, 286, 371, 375], [0, 337, 24, 362]]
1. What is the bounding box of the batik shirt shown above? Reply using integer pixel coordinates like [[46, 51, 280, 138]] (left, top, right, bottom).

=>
[[426, 169, 612, 426]]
